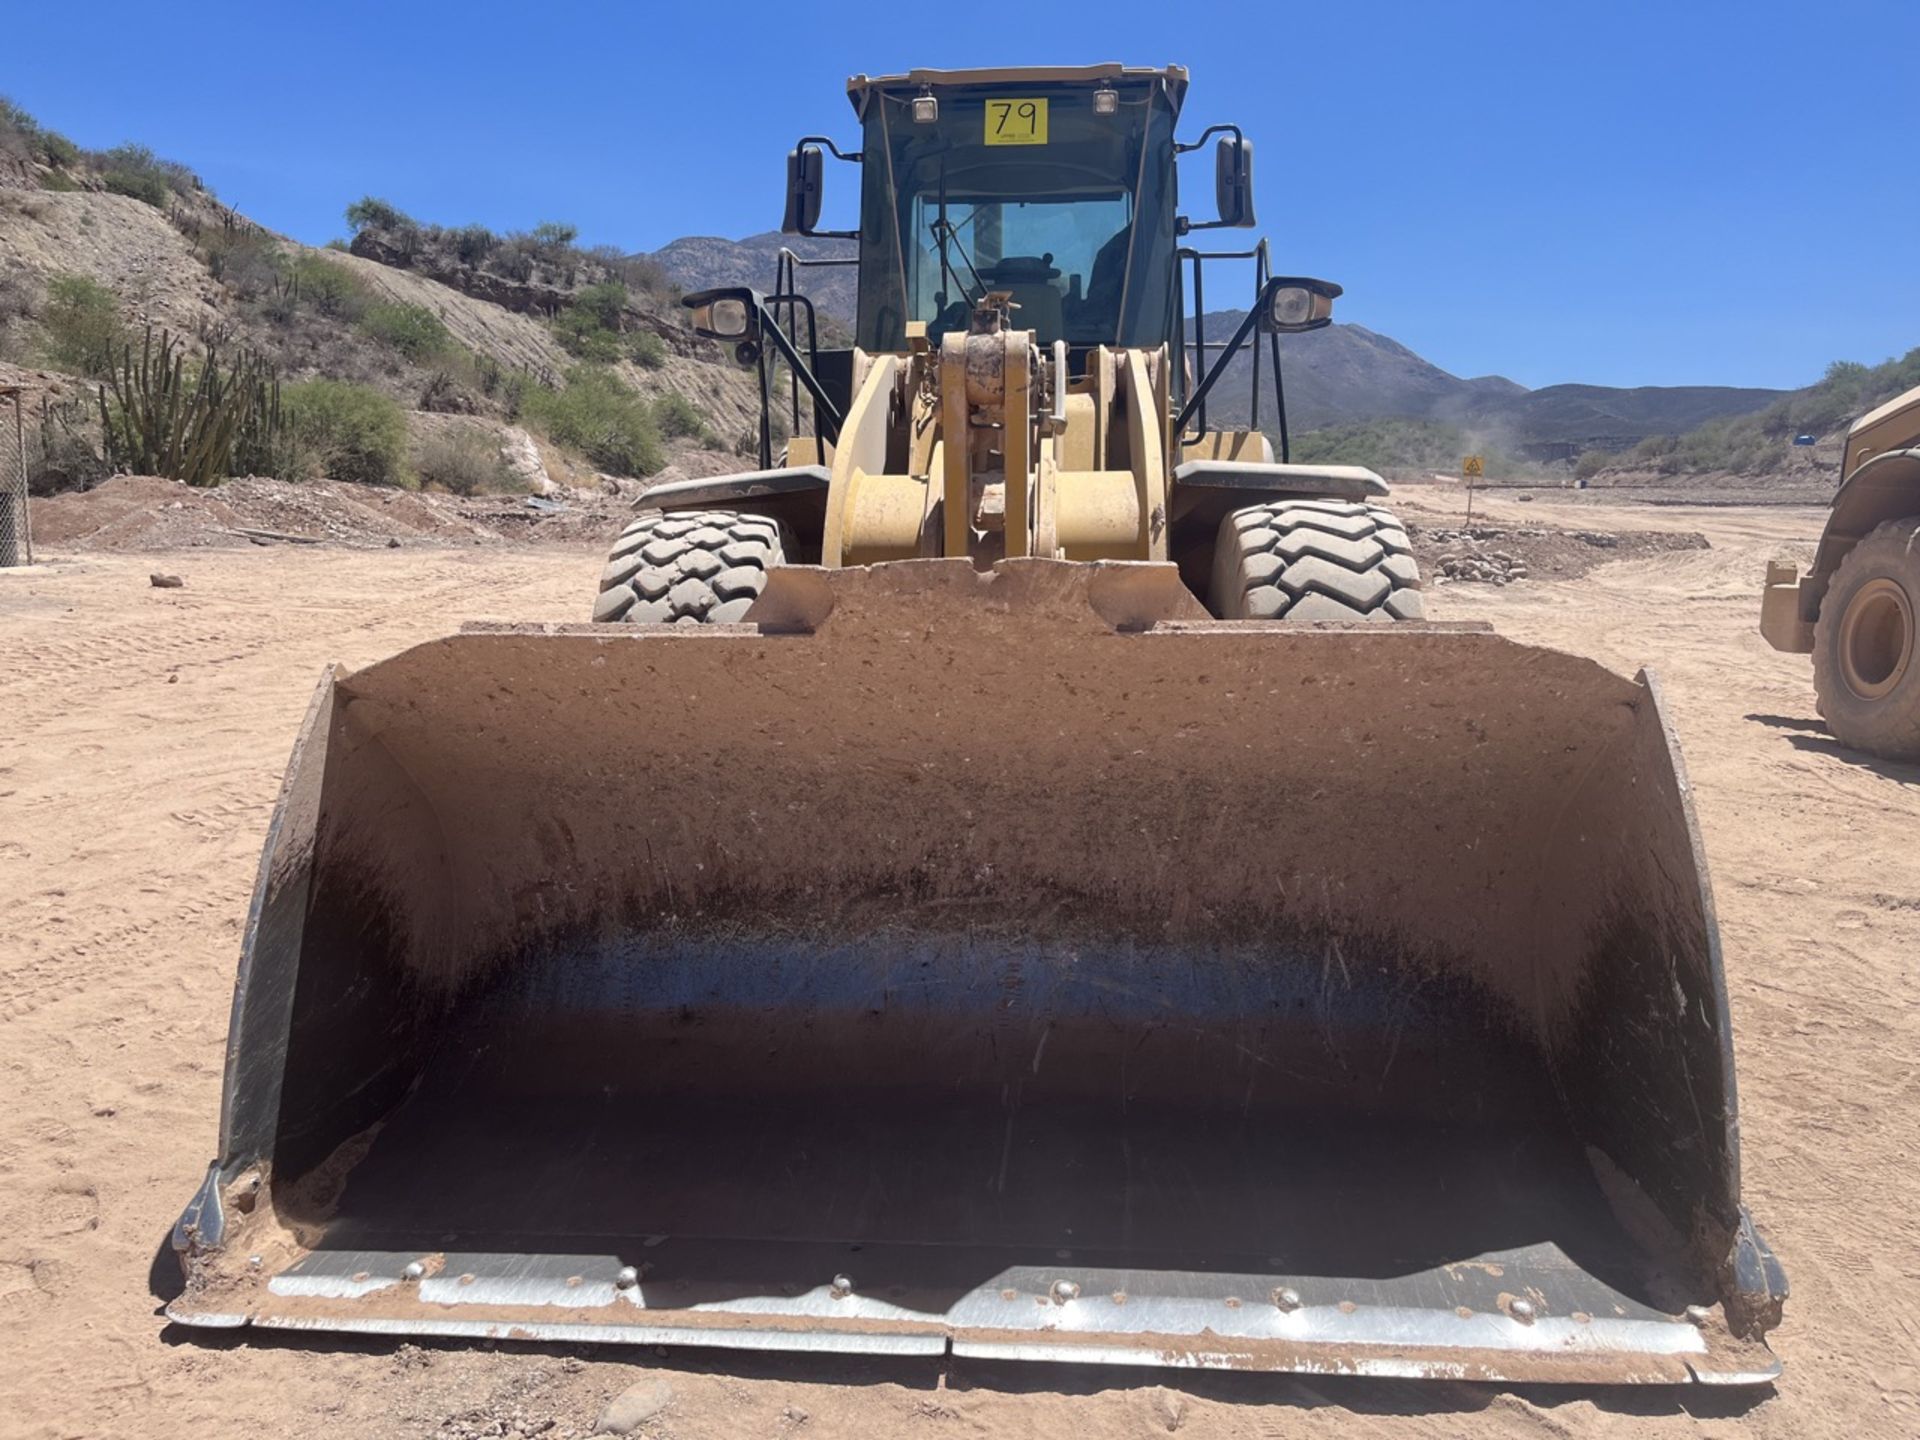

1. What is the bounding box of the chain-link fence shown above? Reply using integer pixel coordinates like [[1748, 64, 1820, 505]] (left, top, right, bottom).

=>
[[0, 386, 28, 567]]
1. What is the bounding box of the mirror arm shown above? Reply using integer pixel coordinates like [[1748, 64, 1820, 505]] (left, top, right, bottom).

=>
[[797, 134, 863, 163], [1173, 121, 1243, 156]]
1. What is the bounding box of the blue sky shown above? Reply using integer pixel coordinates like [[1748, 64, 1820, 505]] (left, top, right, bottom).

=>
[[5, 0, 1915, 390]]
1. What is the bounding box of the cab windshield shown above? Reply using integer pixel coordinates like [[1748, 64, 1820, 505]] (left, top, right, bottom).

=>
[[856, 82, 1176, 352]]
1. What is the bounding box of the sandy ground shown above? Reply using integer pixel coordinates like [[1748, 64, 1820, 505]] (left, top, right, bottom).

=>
[[2, 492, 1917, 1438]]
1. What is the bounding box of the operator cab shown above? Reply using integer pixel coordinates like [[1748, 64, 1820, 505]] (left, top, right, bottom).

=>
[[847, 68, 1186, 354]]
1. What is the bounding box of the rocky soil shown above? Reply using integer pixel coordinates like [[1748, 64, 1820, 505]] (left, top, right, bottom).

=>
[[1410, 519, 1709, 586]]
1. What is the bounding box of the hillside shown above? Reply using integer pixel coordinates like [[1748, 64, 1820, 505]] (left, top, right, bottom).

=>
[[0, 98, 761, 498], [1577, 347, 1920, 488], [648, 231, 856, 325]]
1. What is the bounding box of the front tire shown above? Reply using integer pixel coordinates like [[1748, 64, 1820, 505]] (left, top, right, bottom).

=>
[[593, 509, 789, 625], [1210, 499, 1424, 620], [1812, 518, 1920, 760]]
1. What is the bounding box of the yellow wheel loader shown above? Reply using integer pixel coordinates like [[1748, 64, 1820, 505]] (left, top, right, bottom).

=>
[[168, 64, 1787, 1384], [1761, 382, 1920, 759]]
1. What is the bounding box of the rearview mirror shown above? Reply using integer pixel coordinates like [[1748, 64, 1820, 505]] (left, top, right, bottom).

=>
[[1214, 135, 1255, 228], [683, 287, 761, 342], [783, 145, 824, 235], [1260, 276, 1341, 333]]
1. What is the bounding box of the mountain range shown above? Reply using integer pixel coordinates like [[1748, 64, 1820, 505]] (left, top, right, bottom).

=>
[[646, 232, 1784, 451]]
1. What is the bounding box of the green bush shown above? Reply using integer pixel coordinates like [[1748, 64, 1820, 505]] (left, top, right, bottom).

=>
[[552, 281, 633, 361], [1573, 449, 1608, 481], [282, 379, 411, 486], [451, 223, 498, 264], [0, 97, 80, 170], [289, 253, 369, 319], [97, 143, 199, 208], [102, 167, 170, 209], [532, 221, 579, 250], [202, 226, 285, 298], [39, 169, 79, 192], [629, 331, 667, 369], [652, 391, 707, 440], [360, 301, 449, 361], [414, 426, 521, 495], [573, 282, 628, 330], [345, 196, 416, 233], [521, 366, 663, 476], [552, 306, 623, 362], [40, 274, 124, 377], [40, 129, 79, 169]]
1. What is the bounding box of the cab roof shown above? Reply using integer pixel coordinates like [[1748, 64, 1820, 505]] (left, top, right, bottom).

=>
[[847, 64, 1189, 118]]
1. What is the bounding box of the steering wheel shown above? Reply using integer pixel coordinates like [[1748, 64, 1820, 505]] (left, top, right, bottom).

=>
[[926, 297, 973, 345]]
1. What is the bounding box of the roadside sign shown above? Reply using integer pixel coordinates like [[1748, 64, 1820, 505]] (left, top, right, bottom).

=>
[[1462, 455, 1485, 478]]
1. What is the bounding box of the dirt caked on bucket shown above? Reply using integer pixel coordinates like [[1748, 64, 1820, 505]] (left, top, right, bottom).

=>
[[168, 559, 1786, 1383]]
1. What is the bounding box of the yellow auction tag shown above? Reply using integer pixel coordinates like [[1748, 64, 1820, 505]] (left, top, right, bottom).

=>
[[985, 98, 1048, 146]]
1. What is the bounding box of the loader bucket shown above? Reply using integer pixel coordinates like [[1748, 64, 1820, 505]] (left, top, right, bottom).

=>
[[169, 559, 1785, 1384]]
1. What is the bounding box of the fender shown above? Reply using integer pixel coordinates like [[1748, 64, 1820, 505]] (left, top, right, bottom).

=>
[[1762, 447, 1920, 652]]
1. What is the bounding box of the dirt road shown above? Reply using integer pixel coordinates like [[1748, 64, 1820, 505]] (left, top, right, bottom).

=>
[[2, 497, 1916, 1438]]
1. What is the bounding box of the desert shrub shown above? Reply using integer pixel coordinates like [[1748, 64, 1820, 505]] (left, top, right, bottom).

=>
[[39, 169, 79, 192], [97, 143, 199, 208], [629, 331, 667, 369], [1573, 449, 1609, 481], [281, 379, 411, 486], [521, 366, 663, 476], [23, 391, 106, 495], [39, 129, 79, 169], [39, 274, 125, 377], [0, 267, 36, 334], [572, 281, 628, 331], [101, 166, 169, 209], [553, 306, 623, 362], [345, 196, 416, 233], [289, 253, 370, 319], [451, 223, 498, 264], [532, 221, 579, 250], [203, 226, 285, 298], [652, 391, 707, 440], [0, 96, 36, 157], [486, 246, 536, 282], [1629, 433, 1677, 471], [360, 300, 449, 361], [414, 426, 521, 495], [552, 281, 632, 361], [0, 97, 80, 169]]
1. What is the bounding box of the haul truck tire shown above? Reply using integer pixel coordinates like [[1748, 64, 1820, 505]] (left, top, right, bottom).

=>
[[594, 509, 789, 624], [1211, 499, 1425, 621], [1812, 517, 1920, 761]]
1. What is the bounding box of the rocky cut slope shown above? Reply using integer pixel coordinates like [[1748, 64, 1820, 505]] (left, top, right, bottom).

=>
[[0, 101, 766, 496]]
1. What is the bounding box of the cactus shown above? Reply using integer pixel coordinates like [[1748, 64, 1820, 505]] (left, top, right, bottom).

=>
[[97, 326, 283, 487]]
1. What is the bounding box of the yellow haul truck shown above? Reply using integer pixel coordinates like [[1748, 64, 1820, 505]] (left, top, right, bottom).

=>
[[1762, 383, 1920, 760], [167, 65, 1787, 1384]]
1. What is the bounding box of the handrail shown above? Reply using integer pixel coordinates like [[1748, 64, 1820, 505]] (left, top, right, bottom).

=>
[[770, 248, 851, 450], [1172, 237, 1291, 459]]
